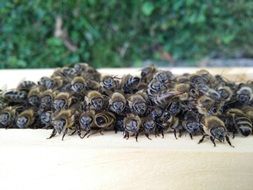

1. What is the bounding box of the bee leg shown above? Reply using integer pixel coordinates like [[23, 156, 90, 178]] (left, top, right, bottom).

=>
[[87, 130, 99, 138], [232, 131, 235, 139], [179, 129, 183, 137], [210, 136, 216, 147], [135, 133, 139, 142], [80, 130, 91, 139], [124, 132, 129, 140], [47, 129, 57, 139], [225, 135, 235, 148], [198, 134, 208, 144], [173, 129, 178, 139], [69, 130, 77, 136], [189, 133, 193, 139], [145, 133, 152, 140], [161, 130, 164, 138], [62, 128, 68, 141], [99, 129, 104, 135]]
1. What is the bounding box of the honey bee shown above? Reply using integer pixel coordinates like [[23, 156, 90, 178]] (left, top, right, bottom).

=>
[[40, 90, 54, 110], [120, 74, 140, 94], [140, 65, 157, 83], [123, 114, 141, 141], [128, 93, 148, 116], [93, 111, 116, 135], [109, 92, 126, 115], [100, 75, 120, 95], [236, 86, 253, 105], [4, 90, 27, 103], [74, 63, 101, 81], [39, 111, 52, 129], [198, 116, 234, 147], [217, 86, 233, 102], [189, 74, 209, 94], [28, 87, 40, 107], [78, 110, 95, 138], [147, 78, 167, 98], [86, 91, 106, 111], [182, 111, 203, 139], [16, 109, 35, 128], [174, 83, 190, 101], [141, 117, 156, 140], [71, 76, 86, 93], [151, 90, 183, 108], [17, 80, 36, 92], [0, 107, 16, 128], [38, 76, 63, 90], [0, 89, 7, 110], [153, 70, 174, 84], [48, 109, 75, 140], [53, 92, 72, 112], [225, 108, 252, 137], [197, 96, 221, 115]]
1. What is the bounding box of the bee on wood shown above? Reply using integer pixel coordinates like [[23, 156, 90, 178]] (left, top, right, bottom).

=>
[[141, 65, 157, 83], [198, 116, 234, 147], [0, 107, 16, 128], [120, 74, 140, 94], [86, 91, 106, 111], [128, 93, 148, 116], [141, 117, 156, 140], [40, 90, 54, 110], [17, 80, 36, 92], [109, 92, 126, 115], [147, 79, 167, 99], [74, 63, 101, 82], [48, 109, 75, 140], [225, 108, 252, 137], [39, 111, 52, 129], [182, 111, 203, 139], [123, 114, 141, 141], [78, 110, 95, 138], [16, 109, 36, 128], [100, 75, 120, 95], [28, 87, 40, 108], [53, 92, 72, 112], [93, 111, 116, 135], [4, 90, 27, 104]]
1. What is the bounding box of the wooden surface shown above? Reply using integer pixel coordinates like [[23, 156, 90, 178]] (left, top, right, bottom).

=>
[[0, 68, 253, 190]]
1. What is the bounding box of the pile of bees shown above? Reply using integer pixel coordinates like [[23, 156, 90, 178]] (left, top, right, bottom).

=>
[[0, 63, 253, 147]]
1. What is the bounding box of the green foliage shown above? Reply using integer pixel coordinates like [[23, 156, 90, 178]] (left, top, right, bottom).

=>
[[0, 0, 253, 68]]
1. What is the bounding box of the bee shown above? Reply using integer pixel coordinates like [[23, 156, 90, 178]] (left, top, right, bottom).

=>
[[16, 109, 35, 128], [74, 63, 101, 81], [39, 111, 52, 129], [217, 86, 233, 102], [17, 80, 36, 92], [4, 90, 27, 103], [120, 74, 140, 94], [141, 117, 156, 140], [189, 74, 209, 94], [109, 92, 126, 115], [140, 65, 157, 83], [196, 96, 221, 115], [86, 91, 106, 111], [225, 109, 252, 137], [38, 76, 63, 90], [78, 110, 95, 138], [53, 92, 72, 112], [123, 114, 141, 141], [128, 93, 148, 116], [0, 89, 7, 110], [147, 78, 167, 97], [48, 109, 75, 140], [182, 111, 203, 139], [93, 111, 116, 135], [236, 86, 252, 105], [174, 83, 190, 101], [0, 107, 16, 128], [71, 76, 86, 93], [100, 75, 120, 95], [40, 90, 54, 110], [198, 116, 234, 147], [153, 70, 174, 84], [28, 87, 40, 107], [151, 90, 183, 108]]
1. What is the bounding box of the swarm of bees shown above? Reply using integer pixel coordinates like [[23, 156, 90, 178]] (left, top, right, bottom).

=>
[[0, 63, 253, 147]]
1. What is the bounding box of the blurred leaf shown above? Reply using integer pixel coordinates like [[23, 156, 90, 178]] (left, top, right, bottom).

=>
[[142, 2, 155, 16]]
